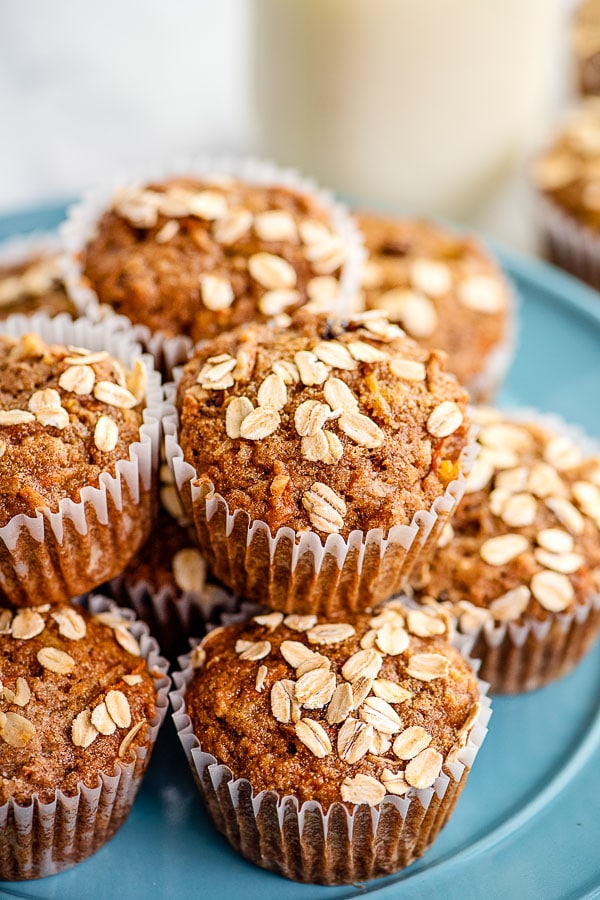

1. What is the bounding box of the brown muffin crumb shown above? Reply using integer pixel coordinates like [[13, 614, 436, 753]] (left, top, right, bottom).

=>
[[357, 212, 511, 395], [185, 602, 480, 809], [0, 333, 147, 525], [176, 310, 471, 539], [413, 407, 600, 627], [81, 177, 351, 342], [0, 605, 157, 804]]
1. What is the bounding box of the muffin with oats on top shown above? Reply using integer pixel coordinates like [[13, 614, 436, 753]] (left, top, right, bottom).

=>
[[0, 598, 169, 880], [63, 162, 363, 372], [533, 97, 600, 287], [0, 317, 161, 606], [171, 599, 489, 884], [166, 308, 474, 615], [356, 212, 514, 401], [412, 406, 600, 693]]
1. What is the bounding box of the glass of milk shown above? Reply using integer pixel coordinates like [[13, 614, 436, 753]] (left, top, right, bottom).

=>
[[251, 0, 566, 218]]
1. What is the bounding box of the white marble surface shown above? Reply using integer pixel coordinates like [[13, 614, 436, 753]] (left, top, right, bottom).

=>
[[0, 1, 250, 214]]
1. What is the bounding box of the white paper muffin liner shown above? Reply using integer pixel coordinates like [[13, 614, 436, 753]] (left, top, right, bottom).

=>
[[61, 155, 367, 376], [434, 407, 600, 694], [0, 594, 170, 881], [0, 312, 164, 606], [108, 568, 239, 660], [163, 378, 478, 615], [536, 192, 600, 290], [170, 613, 492, 884]]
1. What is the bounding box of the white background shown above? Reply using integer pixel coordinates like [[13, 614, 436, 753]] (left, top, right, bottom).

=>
[[0, 0, 578, 252], [0, 1, 250, 213]]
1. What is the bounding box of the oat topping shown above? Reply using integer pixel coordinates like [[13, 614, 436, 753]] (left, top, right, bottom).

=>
[[237, 640, 272, 661], [11, 609, 46, 641], [0, 712, 36, 748], [306, 623, 356, 645], [188, 603, 480, 808], [337, 716, 374, 763], [404, 748, 443, 789], [414, 408, 600, 625], [37, 646, 76, 675], [302, 482, 347, 534], [357, 212, 510, 392], [172, 547, 207, 594], [178, 311, 470, 538], [81, 177, 352, 343], [341, 773, 387, 805], [393, 725, 432, 760], [0, 607, 155, 798], [0, 334, 147, 528]]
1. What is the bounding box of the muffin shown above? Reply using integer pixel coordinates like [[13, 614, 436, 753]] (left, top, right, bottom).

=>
[[0, 233, 76, 321], [0, 596, 170, 879], [165, 309, 474, 614], [412, 407, 600, 693], [573, 0, 600, 96], [171, 599, 490, 884], [533, 98, 600, 287], [110, 511, 236, 658], [0, 314, 162, 606], [63, 159, 364, 372], [356, 213, 515, 401]]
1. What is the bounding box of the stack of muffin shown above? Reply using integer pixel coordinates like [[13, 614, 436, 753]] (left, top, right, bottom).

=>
[[1, 159, 599, 885]]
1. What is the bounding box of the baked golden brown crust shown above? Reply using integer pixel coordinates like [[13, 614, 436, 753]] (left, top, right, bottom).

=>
[[357, 213, 510, 391], [176, 310, 471, 539], [0, 605, 157, 804], [0, 252, 76, 321], [185, 603, 480, 809], [413, 407, 600, 627], [0, 333, 147, 525], [82, 177, 350, 342]]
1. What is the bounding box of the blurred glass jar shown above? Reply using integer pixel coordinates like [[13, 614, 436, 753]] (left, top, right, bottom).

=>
[[252, 0, 563, 217]]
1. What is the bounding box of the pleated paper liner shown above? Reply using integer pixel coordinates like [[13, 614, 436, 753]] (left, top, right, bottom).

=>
[[107, 568, 239, 660], [425, 408, 600, 694], [0, 312, 164, 606], [61, 155, 367, 377], [536, 191, 600, 290], [163, 383, 478, 615], [170, 619, 491, 885], [466, 594, 600, 693], [0, 595, 170, 880]]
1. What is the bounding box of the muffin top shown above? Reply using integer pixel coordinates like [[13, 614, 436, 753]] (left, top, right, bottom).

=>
[[185, 601, 480, 809], [533, 98, 600, 229], [176, 310, 471, 538], [0, 332, 147, 525], [413, 407, 600, 630], [0, 250, 76, 321], [81, 176, 352, 342], [0, 604, 157, 804], [357, 213, 510, 394]]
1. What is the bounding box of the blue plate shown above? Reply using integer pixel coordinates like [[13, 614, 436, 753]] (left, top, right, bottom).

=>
[[1, 204, 600, 900]]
